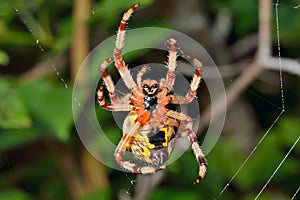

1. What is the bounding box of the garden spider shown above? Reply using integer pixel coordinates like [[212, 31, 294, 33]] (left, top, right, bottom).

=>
[[97, 3, 207, 184]]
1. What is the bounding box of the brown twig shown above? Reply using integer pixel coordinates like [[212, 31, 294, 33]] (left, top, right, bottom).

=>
[[265, 57, 300, 76], [257, 0, 272, 61], [71, 0, 91, 81], [81, 149, 110, 193], [71, 0, 111, 198], [198, 0, 273, 133]]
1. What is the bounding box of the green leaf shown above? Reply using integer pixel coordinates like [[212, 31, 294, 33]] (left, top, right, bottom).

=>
[[0, 49, 9, 65], [18, 79, 72, 142], [0, 129, 38, 152], [0, 189, 33, 200], [0, 78, 32, 129]]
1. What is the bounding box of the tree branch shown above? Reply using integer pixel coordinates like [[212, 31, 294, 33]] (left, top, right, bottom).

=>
[[198, 0, 273, 133], [71, 0, 91, 81], [257, 0, 272, 61], [266, 57, 300, 76]]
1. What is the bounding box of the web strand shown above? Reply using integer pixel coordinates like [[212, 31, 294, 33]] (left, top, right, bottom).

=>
[[216, 2, 288, 197], [252, 2, 299, 198], [215, 110, 284, 199], [254, 136, 300, 199], [274, 1, 285, 111], [291, 186, 300, 200], [14, 7, 68, 89], [246, 89, 282, 110]]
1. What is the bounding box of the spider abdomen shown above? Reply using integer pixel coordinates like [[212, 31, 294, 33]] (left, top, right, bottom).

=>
[[128, 127, 175, 167], [147, 130, 166, 149]]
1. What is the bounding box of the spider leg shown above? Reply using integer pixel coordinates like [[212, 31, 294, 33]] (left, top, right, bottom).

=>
[[166, 110, 207, 184], [114, 121, 167, 174], [114, 3, 141, 90], [98, 57, 134, 111], [97, 85, 134, 111], [165, 38, 178, 88], [99, 57, 118, 103], [166, 117, 181, 128], [137, 65, 149, 87], [170, 55, 203, 104]]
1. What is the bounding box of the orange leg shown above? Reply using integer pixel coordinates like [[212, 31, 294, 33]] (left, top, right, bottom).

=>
[[170, 55, 203, 104], [113, 3, 141, 90], [165, 38, 178, 88], [99, 57, 118, 103], [137, 65, 149, 87], [97, 85, 133, 111], [166, 110, 207, 184]]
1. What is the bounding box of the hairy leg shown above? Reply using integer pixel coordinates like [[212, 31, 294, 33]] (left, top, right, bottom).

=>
[[113, 4, 141, 90], [165, 38, 178, 88], [166, 110, 207, 184], [170, 55, 203, 104]]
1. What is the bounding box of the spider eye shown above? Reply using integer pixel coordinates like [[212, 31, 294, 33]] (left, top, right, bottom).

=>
[[143, 84, 149, 89], [152, 84, 158, 88]]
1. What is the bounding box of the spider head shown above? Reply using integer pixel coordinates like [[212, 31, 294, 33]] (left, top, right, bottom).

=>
[[142, 80, 159, 95]]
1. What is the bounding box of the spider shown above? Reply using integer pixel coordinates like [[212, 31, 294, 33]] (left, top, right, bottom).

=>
[[97, 3, 207, 184]]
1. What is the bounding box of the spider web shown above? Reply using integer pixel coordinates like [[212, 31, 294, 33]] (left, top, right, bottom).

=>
[[215, 1, 300, 199], [13, 7, 68, 89], [10, 1, 300, 199]]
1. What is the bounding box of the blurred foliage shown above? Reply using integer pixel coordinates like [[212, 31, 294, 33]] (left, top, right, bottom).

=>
[[0, 78, 31, 129], [19, 79, 73, 141], [92, 0, 153, 27], [210, 0, 300, 55], [0, 50, 10, 65], [274, 3, 300, 51], [237, 116, 299, 189], [210, 0, 258, 36], [0, 0, 299, 199], [0, 189, 33, 200]]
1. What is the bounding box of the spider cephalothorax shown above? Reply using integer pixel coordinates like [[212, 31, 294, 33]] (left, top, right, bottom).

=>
[[97, 3, 207, 184]]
